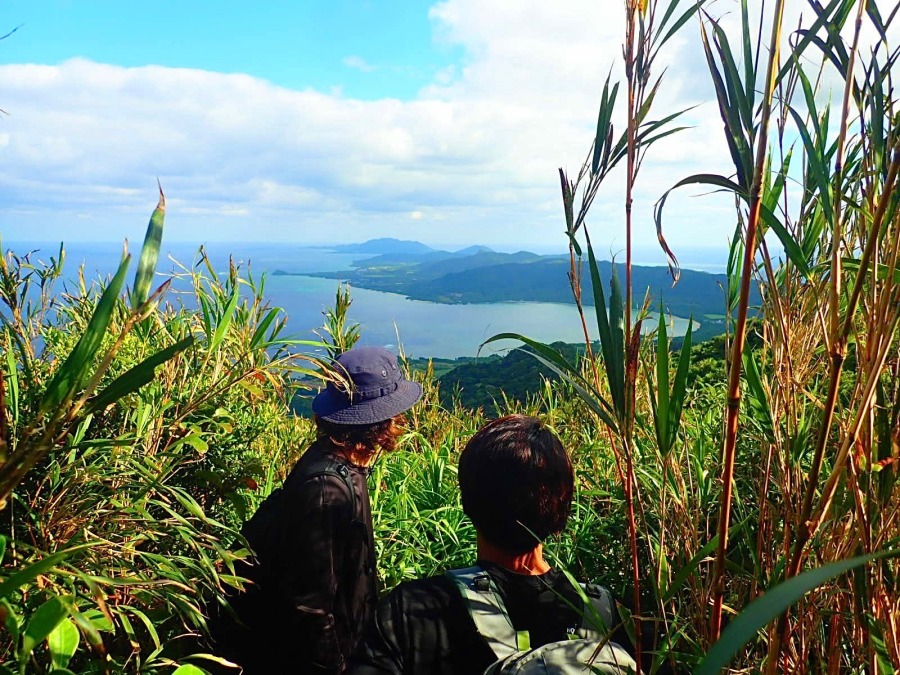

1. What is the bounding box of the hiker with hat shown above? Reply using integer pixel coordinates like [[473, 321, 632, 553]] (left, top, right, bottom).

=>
[[213, 346, 422, 674], [349, 415, 645, 675]]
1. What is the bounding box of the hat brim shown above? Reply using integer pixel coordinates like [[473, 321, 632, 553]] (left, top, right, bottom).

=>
[[311, 379, 423, 425]]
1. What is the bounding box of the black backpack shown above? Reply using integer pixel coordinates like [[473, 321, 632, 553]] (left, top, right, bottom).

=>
[[240, 454, 358, 571], [209, 454, 358, 665]]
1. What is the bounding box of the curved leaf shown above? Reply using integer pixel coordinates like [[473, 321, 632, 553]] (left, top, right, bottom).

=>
[[85, 336, 195, 414], [696, 549, 900, 675]]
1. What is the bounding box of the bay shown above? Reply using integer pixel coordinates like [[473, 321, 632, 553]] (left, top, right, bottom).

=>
[[7, 241, 695, 359]]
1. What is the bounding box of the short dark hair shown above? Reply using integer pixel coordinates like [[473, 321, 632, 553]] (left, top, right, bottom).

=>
[[458, 415, 574, 554]]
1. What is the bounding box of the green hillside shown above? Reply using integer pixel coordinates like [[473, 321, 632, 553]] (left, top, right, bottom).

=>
[[302, 248, 746, 337]]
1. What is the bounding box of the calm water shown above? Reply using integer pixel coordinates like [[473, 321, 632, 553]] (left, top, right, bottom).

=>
[[8, 241, 695, 359]]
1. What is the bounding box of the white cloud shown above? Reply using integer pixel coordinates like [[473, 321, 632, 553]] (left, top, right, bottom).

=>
[[343, 56, 377, 73], [0, 1, 893, 255]]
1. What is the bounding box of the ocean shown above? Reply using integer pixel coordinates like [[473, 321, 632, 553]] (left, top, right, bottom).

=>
[[5, 241, 698, 359]]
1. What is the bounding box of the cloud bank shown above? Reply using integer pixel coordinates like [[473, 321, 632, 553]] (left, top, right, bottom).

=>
[[0, 0, 881, 257]]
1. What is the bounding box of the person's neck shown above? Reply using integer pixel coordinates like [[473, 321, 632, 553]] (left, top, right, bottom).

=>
[[477, 534, 550, 575]]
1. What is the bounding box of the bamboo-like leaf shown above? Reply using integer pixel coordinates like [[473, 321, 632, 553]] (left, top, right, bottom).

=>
[[654, 173, 745, 281], [559, 169, 575, 236], [197, 291, 213, 341], [480, 333, 619, 431], [210, 287, 240, 352], [608, 267, 626, 418], [592, 75, 620, 175], [788, 105, 834, 228], [710, 20, 752, 140], [758, 204, 811, 277], [38, 254, 131, 414], [250, 308, 283, 350], [85, 336, 195, 414], [58, 598, 105, 655], [777, 0, 851, 83], [866, 0, 887, 41], [740, 0, 754, 109], [0, 544, 95, 599], [585, 232, 625, 419], [842, 256, 900, 284], [21, 596, 69, 662], [48, 618, 79, 670], [667, 316, 692, 452], [654, 311, 670, 455], [132, 185, 165, 308], [696, 549, 900, 675], [656, 0, 706, 50], [700, 19, 753, 189]]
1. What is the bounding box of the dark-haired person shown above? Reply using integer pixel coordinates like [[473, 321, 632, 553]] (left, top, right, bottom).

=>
[[348, 414, 646, 675], [214, 346, 423, 674]]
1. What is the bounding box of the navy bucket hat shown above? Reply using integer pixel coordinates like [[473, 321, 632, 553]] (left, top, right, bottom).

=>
[[312, 346, 423, 425]]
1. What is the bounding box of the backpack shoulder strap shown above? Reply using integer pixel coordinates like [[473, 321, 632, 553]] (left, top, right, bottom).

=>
[[296, 454, 358, 523], [576, 583, 616, 640], [445, 566, 522, 661]]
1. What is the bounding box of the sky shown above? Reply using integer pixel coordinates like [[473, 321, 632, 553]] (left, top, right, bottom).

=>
[[0, 1, 885, 259]]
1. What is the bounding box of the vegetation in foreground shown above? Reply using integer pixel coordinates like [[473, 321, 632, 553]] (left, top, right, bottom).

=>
[[2, 0, 900, 673]]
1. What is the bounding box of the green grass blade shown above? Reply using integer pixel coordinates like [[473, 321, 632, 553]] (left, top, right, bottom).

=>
[[39, 253, 131, 414], [667, 316, 692, 453], [132, 186, 165, 308], [777, 0, 849, 82], [758, 204, 811, 277], [585, 232, 625, 419], [696, 549, 900, 675], [787, 106, 834, 228], [250, 307, 282, 350], [700, 21, 752, 189], [607, 266, 626, 419], [480, 333, 619, 430], [656, 0, 706, 49], [85, 336, 194, 414], [741, 0, 754, 108], [593, 75, 620, 175], [655, 310, 670, 455], [210, 287, 239, 352]]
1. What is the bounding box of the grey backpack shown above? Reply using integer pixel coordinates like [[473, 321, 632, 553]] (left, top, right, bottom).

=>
[[445, 567, 639, 675]]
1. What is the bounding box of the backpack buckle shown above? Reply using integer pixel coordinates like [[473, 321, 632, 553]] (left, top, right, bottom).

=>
[[473, 573, 491, 592]]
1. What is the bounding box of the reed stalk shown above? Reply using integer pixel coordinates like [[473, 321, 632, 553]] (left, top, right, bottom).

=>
[[710, 0, 785, 642]]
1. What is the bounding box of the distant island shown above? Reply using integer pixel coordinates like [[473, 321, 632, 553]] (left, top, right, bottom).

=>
[[275, 238, 751, 341]]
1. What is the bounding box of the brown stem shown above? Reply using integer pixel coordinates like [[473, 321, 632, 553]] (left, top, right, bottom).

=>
[[710, 0, 786, 642], [624, 2, 636, 335], [623, 438, 643, 671]]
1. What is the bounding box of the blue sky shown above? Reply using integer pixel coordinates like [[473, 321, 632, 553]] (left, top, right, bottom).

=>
[[0, 1, 863, 258], [3, 1, 459, 99]]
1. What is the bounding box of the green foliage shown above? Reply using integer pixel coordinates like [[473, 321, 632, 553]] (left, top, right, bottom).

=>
[[0, 199, 321, 672]]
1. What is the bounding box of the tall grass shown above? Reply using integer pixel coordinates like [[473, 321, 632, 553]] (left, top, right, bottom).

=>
[[493, 0, 900, 671], [0, 197, 324, 672], [3, 2, 900, 672]]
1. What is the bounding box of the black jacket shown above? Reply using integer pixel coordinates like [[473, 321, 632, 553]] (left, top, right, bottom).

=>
[[215, 439, 377, 674], [348, 562, 639, 675]]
